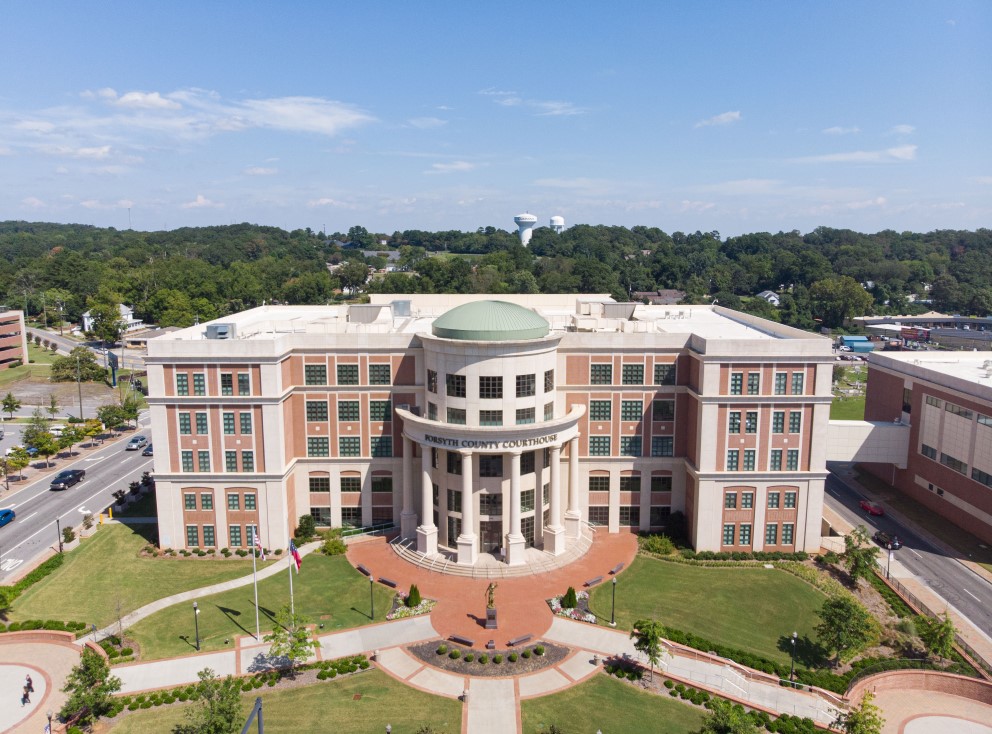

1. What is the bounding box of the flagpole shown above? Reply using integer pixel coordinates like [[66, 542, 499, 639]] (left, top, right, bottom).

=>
[[288, 549, 295, 617], [251, 527, 260, 640]]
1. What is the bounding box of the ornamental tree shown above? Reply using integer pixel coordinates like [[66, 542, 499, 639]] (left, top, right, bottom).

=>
[[815, 596, 880, 665], [833, 690, 885, 734], [844, 525, 879, 585], [59, 647, 122, 725], [263, 605, 319, 676], [919, 611, 956, 661], [630, 618, 665, 681], [171, 668, 244, 734]]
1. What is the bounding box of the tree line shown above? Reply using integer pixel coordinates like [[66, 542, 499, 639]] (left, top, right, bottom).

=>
[[2, 221, 990, 334]]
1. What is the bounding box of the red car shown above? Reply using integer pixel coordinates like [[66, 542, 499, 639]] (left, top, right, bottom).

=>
[[859, 500, 885, 516]]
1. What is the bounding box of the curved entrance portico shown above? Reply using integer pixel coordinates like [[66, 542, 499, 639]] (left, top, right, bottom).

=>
[[396, 405, 585, 566]]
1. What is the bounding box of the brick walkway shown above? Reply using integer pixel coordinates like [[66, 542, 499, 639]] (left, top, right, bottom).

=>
[[873, 689, 992, 734], [346, 532, 638, 647]]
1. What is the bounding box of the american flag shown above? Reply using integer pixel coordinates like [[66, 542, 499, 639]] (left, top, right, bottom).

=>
[[289, 539, 302, 573], [252, 527, 266, 561]]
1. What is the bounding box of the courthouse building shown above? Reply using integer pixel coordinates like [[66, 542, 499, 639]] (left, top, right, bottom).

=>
[[146, 295, 834, 563]]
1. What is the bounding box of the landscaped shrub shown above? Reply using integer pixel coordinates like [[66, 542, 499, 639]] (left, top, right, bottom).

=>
[[62, 526, 76, 544], [534, 645, 545, 656], [508, 652, 518, 662], [639, 534, 676, 555], [562, 586, 578, 608], [493, 654, 503, 664], [407, 584, 422, 608], [235, 549, 248, 557], [464, 653, 474, 662], [522, 649, 531, 659], [478, 654, 488, 664], [449, 649, 461, 659], [664, 679, 675, 689], [295, 514, 317, 542], [436, 644, 448, 655]]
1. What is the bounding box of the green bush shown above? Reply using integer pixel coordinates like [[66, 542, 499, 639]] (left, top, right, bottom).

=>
[[534, 645, 545, 656], [479, 654, 488, 664], [436, 644, 448, 655], [508, 652, 518, 662], [295, 514, 317, 542], [407, 583, 422, 608], [664, 679, 675, 689], [493, 654, 503, 664], [562, 586, 578, 608], [449, 649, 461, 659], [464, 653, 474, 662], [639, 534, 676, 555], [522, 649, 532, 659], [321, 536, 347, 555]]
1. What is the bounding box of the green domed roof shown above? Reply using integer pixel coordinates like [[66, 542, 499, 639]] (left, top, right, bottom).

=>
[[432, 301, 549, 341]]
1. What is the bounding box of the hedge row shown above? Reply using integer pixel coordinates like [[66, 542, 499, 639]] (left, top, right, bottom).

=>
[[0, 553, 65, 604], [0, 619, 87, 634], [662, 680, 822, 733]]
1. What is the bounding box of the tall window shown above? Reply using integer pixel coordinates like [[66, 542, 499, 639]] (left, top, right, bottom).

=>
[[240, 413, 252, 434], [427, 403, 438, 421], [479, 376, 503, 399], [589, 400, 611, 421], [789, 411, 802, 433], [654, 363, 676, 385], [201, 493, 213, 510], [479, 456, 503, 478], [622, 364, 644, 385], [368, 363, 391, 385], [619, 436, 641, 456], [544, 402, 554, 420], [767, 491, 780, 509], [743, 450, 755, 471], [589, 436, 611, 456], [772, 411, 785, 434], [338, 437, 360, 457], [179, 413, 192, 435], [742, 492, 753, 509], [590, 364, 612, 384], [747, 373, 760, 395], [338, 401, 360, 422], [651, 436, 673, 457], [447, 407, 467, 425], [447, 488, 462, 513], [337, 364, 359, 385], [223, 412, 235, 434], [782, 523, 795, 545], [221, 373, 234, 396], [176, 374, 189, 396], [370, 436, 392, 458], [184, 493, 196, 510], [447, 452, 463, 475], [791, 373, 804, 395], [770, 449, 783, 471], [197, 450, 210, 472], [225, 450, 238, 472], [723, 524, 735, 545], [745, 411, 758, 434], [619, 506, 640, 526], [785, 491, 797, 508], [369, 400, 392, 422], [181, 450, 194, 472], [242, 451, 255, 472], [620, 400, 642, 421], [244, 493, 256, 511], [186, 526, 199, 547], [192, 373, 206, 396], [479, 410, 502, 426], [306, 401, 328, 422], [652, 400, 674, 421], [786, 449, 799, 471], [304, 364, 327, 385], [724, 492, 737, 509], [516, 373, 536, 397], [544, 369, 555, 392], [195, 412, 208, 434], [739, 523, 752, 545], [307, 437, 330, 457], [726, 449, 739, 471], [728, 411, 741, 433], [238, 373, 250, 396], [446, 374, 466, 397], [516, 407, 536, 425], [765, 524, 778, 544], [427, 369, 437, 393], [774, 373, 787, 395], [730, 373, 743, 395], [521, 489, 535, 512], [229, 525, 242, 547]]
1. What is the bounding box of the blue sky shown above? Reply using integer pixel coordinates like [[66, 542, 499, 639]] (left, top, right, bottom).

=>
[[1, 1, 989, 236]]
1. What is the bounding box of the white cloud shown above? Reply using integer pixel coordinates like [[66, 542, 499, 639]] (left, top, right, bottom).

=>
[[888, 124, 915, 135], [845, 197, 887, 210], [485, 89, 587, 116], [478, 87, 517, 96], [532, 100, 586, 116], [14, 120, 55, 133], [181, 194, 223, 209], [39, 144, 113, 159], [699, 178, 782, 195], [114, 91, 182, 110], [307, 197, 356, 209], [244, 166, 277, 176], [232, 96, 375, 136], [822, 126, 860, 135], [680, 200, 716, 212], [0, 146, 11, 155], [80, 198, 133, 210], [972, 176, 992, 185], [495, 97, 523, 107], [21, 196, 45, 208], [694, 111, 741, 128], [792, 145, 917, 164], [408, 116, 447, 129], [425, 160, 476, 174]]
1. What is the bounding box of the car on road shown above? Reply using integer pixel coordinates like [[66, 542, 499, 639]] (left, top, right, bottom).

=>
[[859, 499, 885, 516], [0, 508, 14, 528], [873, 531, 903, 550], [50, 469, 85, 490], [125, 435, 148, 450], [141, 443, 153, 456]]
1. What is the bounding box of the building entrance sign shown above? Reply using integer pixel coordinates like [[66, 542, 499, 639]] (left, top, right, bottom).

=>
[[423, 433, 559, 450]]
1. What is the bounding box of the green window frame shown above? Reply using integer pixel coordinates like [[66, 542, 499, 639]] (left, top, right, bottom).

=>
[[741, 492, 753, 509], [622, 364, 644, 385], [304, 364, 327, 385], [201, 493, 213, 510], [651, 476, 672, 492], [446, 373, 466, 397], [225, 450, 238, 472], [767, 491, 780, 509], [338, 437, 360, 457], [447, 407, 466, 425], [743, 450, 755, 471], [730, 373, 743, 395], [427, 402, 438, 421], [789, 411, 801, 433], [739, 523, 751, 545], [770, 449, 782, 471], [307, 437, 330, 457], [726, 449, 739, 471], [772, 411, 785, 434], [745, 411, 757, 434], [588, 476, 610, 492], [369, 400, 392, 422], [240, 413, 252, 434], [192, 373, 206, 396], [242, 451, 254, 472], [479, 376, 503, 399], [341, 477, 361, 492], [774, 373, 787, 395], [186, 525, 199, 547], [181, 450, 194, 472], [202, 525, 215, 547], [227, 493, 240, 510], [652, 399, 674, 422], [782, 523, 794, 545], [370, 436, 392, 457], [654, 363, 675, 385], [197, 450, 210, 472], [195, 412, 208, 434], [589, 400, 612, 421], [588, 436, 611, 456], [791, 373, 804, 395], [620, 400, 642, 421], [728, 411, 741, 434], [309, 477, 330, 492], [520, 489, 535, 512], [722, 524, 735, 545], [223, 412, 235, 435], [336, 363, 359, 385], [179, 413, 192, 435], [368, 363, 391, 385], [544, 402, 554, 420], [724, 492, 737, 509], [229, 525, 242, 547], [371, 476, 392, 493], [619, 476, 641, 492], [338, 400, 360, 422], [786, 449, 799, 471], [244, 493, 256, 511], [747, 373, 760, 395], [479, 410, 502, 426], [784, 491, 797, 508], [176, 374, 189, 396], [306, 401, 328, 422], [590, 363, 612, 385], [184, 493, 196, 510], [619, 436, 641, 457], [651, 436, 673, 457], [221, 373, 234, 396], [238, 373, 250, 396], [516, 407, 535, 425]]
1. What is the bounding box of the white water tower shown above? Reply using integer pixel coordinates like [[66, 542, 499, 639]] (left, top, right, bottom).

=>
[[550, 215, 565, 234], [514, 212, 538, 246]]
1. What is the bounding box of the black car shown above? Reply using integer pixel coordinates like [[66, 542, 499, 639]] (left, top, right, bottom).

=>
[[873, 530, 903, 550], [141, 443, 153, 456], [50, 469, 85, 490]]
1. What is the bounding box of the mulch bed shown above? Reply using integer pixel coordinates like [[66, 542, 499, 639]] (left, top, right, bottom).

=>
[[407, 639, 570, 677]]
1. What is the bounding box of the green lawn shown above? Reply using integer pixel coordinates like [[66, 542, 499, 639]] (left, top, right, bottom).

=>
[[589, 556, 825, 665], [128, 553, 395, 659], [106, 669, 461, 733], [10, 524, 265, 627], [114, 488, 157, 518], [830, 396, 865, 420], [521, 673, 705, 734]]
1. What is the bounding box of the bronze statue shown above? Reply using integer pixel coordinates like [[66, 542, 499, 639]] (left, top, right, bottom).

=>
[[486, 581, 498, 609]]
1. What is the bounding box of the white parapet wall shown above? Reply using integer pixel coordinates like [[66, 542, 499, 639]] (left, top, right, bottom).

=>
[[827, 420, 911, 468]]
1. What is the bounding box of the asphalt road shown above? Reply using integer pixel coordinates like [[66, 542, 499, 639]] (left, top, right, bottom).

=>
[[0, 419, 153, 582], [28, 329, 146, 371], [825, 471, 992, 639]]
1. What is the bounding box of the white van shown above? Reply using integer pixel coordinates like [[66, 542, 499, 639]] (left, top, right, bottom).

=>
[[50, 425, 66, 437]]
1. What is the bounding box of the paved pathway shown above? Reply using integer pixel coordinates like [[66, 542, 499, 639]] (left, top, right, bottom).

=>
[[0, 638, 79, 734], [874, 688, 992, 734]]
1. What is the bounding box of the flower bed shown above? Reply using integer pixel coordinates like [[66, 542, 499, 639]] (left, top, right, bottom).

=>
[[386, 591, 437, 620], [548, 590, 597, 624]]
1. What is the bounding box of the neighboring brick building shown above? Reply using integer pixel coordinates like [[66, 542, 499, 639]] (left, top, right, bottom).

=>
[[862, 351, 992, 544], [0, 310, 28, 370], [145, 295, 834, 561]]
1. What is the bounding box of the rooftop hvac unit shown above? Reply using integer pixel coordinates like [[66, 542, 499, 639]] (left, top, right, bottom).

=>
[[603, 302, 638, 320], [347, 304, 385, 323], [205, 323, 236, 340], [391, 300, 412, 317]]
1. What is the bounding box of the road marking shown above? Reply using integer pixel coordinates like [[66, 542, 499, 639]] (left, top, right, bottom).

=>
[[0, 504, 16, 510], [86, 457, 109, 465], [77, 506, 91, 514], [0, 558, 23, 572], [22, 512, 37, 521], [911, 549, 923, 559], [964, 589, 981, 602]]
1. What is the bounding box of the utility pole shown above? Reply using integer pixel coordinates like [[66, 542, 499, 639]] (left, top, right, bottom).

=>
[[76, 352, 84, 420], [56, 518, 63, 553]]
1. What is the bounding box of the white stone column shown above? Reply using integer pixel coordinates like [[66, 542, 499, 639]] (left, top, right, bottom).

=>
[[456, 450, 477, 565], [401, 436, 417, 539], [416, 446, 437, 555], [505, 451, 526, 565], [545, 444, 566, 555], [564, 436, 581, 538]]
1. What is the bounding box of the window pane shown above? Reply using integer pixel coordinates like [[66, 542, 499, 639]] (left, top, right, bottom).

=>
[[309, 476, 331, 492], [225, 451, 237, 472], [516, 374, 536, 397], [589, 436, 611, 456], [516, 407, 535, 425], [772, 412, 785, 434], [304, 364, 327, 385], [726, 450, 739, 471], [338, 400, 360, 421], [306, 401, 328, 422], [724, 492, 737, 509], [619, 436, 641, 456], [201, 493, 213, 510], [590, 364, 612, 384], [620, 400, 642, 421], [589, 400, 611, 421], [242, 451, 255, 472], [479, 410, 502, 426], [337, 437, 359, 457], [244, 493, 256, 511], [193, 374, 205, 396], [479, 376, 503, 399], [544, 369, 555, 392], [730, 373, 743, 395], [447, 407, 467, 424], [728, 411, 741, 434], [229, 525, 242, 547], [588, 476, 610, 491], [184, 493, 196, 510], [369, 400, 392, 422], [774, 373, 787, 395], [336, 364, 359, 385], [196, 412, 208, 434], [186, 526, 199, 547], [181, 451, 194, 472], [745, 411, 757, 434], [652, 400, 674, 422], [622, 364, 644, 385], [446, 374, 466, 397], [221, 374, 234, 396], [240, 413, 252, 434], [341, 477, 361, 492], [228, 493, 240, 510], [791, 373, 804, 395], [368, 364, 391, 385], [427, 369, 437, 393], [179, 413, 192, 434], [197, 451, 210, 472], [654, 363, 676, 385], [176, 374, 189, 395], [223, 413, 235, 434], [651, 436, 673, 457], [307, 437, 330, 457], [371, 436, 392, 457], [747, 373, 760, 395], [238, 373, 250, 396], [768, 491, 780, 509]]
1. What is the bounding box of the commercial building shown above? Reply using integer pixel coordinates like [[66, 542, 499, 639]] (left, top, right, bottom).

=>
[[145, 295, 834, 563], [861, 351, 992, 544], [0, 309, 28, 370]]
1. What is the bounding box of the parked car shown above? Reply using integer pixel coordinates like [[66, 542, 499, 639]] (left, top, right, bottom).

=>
[[141, 443, 153, 456], [873, 531, 903, 550], [4, 445, 38, 457], [50, 469, 85, 490], [859, 499, 885, 516], [0, 508, 14, 528], [125, 435, 148, 450]]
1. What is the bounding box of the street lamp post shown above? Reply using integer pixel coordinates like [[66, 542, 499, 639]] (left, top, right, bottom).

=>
[[47, 709, 53, 732], [887, 550, 893, 580], [75, 352, 84, 420], [56, 517, 63, 553], [789, 631, 798, 684], [369, 576, 375, 620], [610, 577, 617, 627], [193, 601, 200, 651]]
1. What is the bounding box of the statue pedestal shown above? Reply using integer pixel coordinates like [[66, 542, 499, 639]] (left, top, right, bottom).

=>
[[485, 608, 498, 629]]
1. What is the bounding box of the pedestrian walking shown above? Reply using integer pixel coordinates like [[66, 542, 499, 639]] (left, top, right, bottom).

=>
[[25, 674, 33, 693], [21, 686, 30, 705]]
